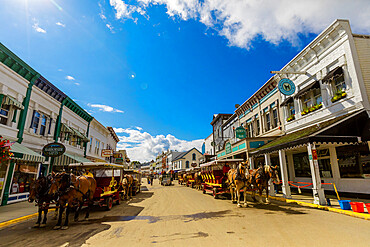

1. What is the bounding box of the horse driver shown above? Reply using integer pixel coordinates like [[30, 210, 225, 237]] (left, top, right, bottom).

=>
[[83, 169, 94, 178]]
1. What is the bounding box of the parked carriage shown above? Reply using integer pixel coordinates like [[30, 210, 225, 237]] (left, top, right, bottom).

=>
[[123, 169, 142, 195], [69, 162, 125, 210], [200, 159, 243, 199]]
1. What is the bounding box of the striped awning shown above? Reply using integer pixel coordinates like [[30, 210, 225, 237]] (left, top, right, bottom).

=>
[[2, 95, 24, 109], [53, 152, 91, 166], [61, 123, 73, 133], [10, 142, 45, 163], [71, 127, 89, 142]]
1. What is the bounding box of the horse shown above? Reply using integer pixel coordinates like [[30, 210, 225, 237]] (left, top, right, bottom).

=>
[[249, 165, 280, 204], [121, 174, 134, 200], [227, 162, 251, 207], [194, 172, 203, 190], [28, 175, 58, 228], [49, 172, 97, 230], [182, 173, 188, 185]]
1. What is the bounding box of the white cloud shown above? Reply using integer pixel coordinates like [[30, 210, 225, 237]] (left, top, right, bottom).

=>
[[114, 127, 203, 162], [32, 21, 46, 34], [66, 75, 75, 80], [109, 0, 370, 49], [106, 23, 115, 33], [56, 22, 66, 27], [74, 82, 80, 86], [88, 103, 124, 113]]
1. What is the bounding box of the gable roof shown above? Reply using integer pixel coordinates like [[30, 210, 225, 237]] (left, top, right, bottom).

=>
[[172, 147, 202, 161]]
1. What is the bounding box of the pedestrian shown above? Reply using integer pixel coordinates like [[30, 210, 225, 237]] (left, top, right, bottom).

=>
[[150, 174, 154, 186]]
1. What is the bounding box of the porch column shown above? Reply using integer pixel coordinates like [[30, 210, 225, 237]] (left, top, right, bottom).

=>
[[249, 157, 255, 169], [1, 160, 15, 206], [265, 154, 275, 196], [278, 150, 291, 198], [307, 143, 326, 205]]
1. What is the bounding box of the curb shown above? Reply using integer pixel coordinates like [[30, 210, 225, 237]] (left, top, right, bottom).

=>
[[268, 194, 370, 221], [0, 208, 56, 229]]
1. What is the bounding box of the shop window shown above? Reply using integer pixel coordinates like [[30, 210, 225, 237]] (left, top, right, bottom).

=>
[[186, 161, 189, 169], [293, 152, 311, 177], [11, 163, 37, 195], [317, 149, 332, 178], [337, 144, 370, 178], [0, 104, 10, 125], [192, 153, 196, 161], [272, 108, 278, 128], [40, 115, 47, 136]]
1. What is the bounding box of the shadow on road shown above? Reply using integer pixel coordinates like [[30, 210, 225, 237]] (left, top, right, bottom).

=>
[[0, 191, 154, 247], [150, 231, 209, 244]]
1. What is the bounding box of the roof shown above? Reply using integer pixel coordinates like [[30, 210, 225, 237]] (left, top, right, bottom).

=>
[[107, 127, 120, 143], [210, 114, 232, 126], [172, 147, 203, 161], [250, 110, 367, 156]]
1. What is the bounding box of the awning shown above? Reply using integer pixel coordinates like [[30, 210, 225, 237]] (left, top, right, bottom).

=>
[[294, 81, 320, 99], [69, 162, 125, 169], [61, 123, 73, 133], [322, 67, 343, 84], [71, 127, 89, 142], [53, 152, 91, 166], [250, 110, 368, 156], [10, 142, 45, 163], [280, 97, 293, 107], [2, 95, 24, 109], [200, 159, 244, 167]]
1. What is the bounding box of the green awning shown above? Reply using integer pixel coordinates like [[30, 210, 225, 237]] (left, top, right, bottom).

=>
[[71, 127, 89, 142], [10, 142, 45, 163], [2, 95, 24, 109], [53, 152, 91, 166], [61, 123, 73, 133]]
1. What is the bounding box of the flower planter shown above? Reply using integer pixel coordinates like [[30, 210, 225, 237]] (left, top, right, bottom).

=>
[[350, 202, 364, 213], [331, 91, 347, 103], [338, 200, 351, 210]]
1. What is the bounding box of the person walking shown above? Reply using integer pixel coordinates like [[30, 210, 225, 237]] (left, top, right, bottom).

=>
[[150, 174, 154, 186]]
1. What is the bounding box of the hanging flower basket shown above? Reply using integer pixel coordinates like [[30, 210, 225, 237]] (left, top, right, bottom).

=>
[[286, 114, 295, 122], [0, 136, 13, 164]]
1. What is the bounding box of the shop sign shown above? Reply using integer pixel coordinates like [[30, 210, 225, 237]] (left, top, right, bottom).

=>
[[225, 143, 232, 154], [191, 163, 197, 167], [308, 154, 313, 160], [113, 152, 122, 158], [235, 126, 246, 139], [42, 142, 65, 157], [278, 78, 296, 96], [312, 150, 318, 160], [101, 149, 113, 157]]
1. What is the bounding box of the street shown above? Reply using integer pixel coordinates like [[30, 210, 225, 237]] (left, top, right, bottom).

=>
[[0, 180, 369, 247]]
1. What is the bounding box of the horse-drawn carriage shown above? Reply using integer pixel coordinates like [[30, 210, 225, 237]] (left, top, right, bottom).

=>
[[123, 169, 142, 195], [200, 159, 243, 199], [69, 162, 125, 210]]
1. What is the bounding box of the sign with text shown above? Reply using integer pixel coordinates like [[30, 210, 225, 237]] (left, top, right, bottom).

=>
[[225, 143, 232, 154], [235, 126, 246, 139], [42, 142, 65, 157], [101, 149, 113, 157], [278, 78, 296, 96]]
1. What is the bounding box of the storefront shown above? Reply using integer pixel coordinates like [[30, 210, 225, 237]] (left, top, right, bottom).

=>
[[1, 142, 45, 205]]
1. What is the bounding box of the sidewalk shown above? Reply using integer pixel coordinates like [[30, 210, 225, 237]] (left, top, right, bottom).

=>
[[0, 201, 39, 224]]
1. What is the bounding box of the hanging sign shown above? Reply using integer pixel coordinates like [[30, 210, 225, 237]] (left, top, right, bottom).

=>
[[225, 143, 232, 154], [42, 142, 65, 157], [278, 78, 296, 96], [235, 126, 246, 139], [312, 149, 318, 160], [101, 149, 113, 157]]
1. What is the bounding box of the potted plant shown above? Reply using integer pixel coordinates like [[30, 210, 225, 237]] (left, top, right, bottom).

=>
[[287, 114, 295, 122], [0, 136, 13, 164]]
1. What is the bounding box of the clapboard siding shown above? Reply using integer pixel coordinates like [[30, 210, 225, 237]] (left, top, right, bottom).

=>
[[354, 37, 370, 103]]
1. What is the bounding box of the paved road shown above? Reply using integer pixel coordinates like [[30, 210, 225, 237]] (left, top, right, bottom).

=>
[[0, 179, 369, 247]]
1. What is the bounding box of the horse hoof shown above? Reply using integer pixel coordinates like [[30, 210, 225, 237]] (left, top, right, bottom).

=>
[[33, 223, 40, 228], [232, 201, 237, 204], [61, 226, 69, 230], [237, 204, 242, 208], [244, 203, 248, 207], [40, 224, 46, 228], [53, 226, 61, 230]]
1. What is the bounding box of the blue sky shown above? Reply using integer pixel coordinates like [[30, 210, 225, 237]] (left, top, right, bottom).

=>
[[1, 0, 369, 162]]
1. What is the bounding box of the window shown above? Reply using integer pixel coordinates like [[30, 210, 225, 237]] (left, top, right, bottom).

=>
[[48, 118, 52, 135], [40, 115, 47, 136], [89, 138, 93, 152], [302, 94, 313, 110], [186, 161, 189, 169], [333, 73, 346, 94], [272, 109, 278, 128], [0, 104, 10, 125], [287, 102, 295, 116], [192, 153, 196, 161], [265, 112, 271, 131], [313, 89, 322, 105], [247, 122, 253, 137], [293, 152, 311, 177], [256, 118, 260, 136], [31, 111, 40, 134], [337, 144, 370, 178]]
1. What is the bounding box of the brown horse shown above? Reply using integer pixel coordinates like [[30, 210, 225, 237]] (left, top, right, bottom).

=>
[[28, 175, 58, 228], [182, 173, 188, 185], [121, 174, 134, 200], [250, 165, 280, 203], [227, 162, 251, 207], [49, 172, 97, 230]]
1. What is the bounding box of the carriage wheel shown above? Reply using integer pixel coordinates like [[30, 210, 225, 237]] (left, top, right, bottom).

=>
[[213, 188, 218, 199], [106, 197, 113, 211]]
